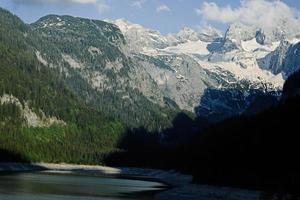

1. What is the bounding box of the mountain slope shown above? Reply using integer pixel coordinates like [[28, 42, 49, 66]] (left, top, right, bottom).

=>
[[0, 8, 124, 163], [30, 14, 178, 131], [27, 14, 295, 125], [2, 7, 299, 133], [113, 19, 285, 121]]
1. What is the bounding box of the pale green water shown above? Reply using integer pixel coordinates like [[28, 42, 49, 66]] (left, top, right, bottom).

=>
[[0, 172, 166, 200]]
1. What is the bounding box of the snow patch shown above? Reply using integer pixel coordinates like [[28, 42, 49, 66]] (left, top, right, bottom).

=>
[[241, 39, 279, 53], [288, 38, 300, 45], [195, 58, 284, 89], [162, 40, 210, 56]]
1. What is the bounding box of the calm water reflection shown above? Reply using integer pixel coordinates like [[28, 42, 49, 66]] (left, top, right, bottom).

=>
[[0, 172, 166, 200]]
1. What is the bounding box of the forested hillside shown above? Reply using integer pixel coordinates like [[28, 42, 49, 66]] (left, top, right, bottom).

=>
[[0, 8, 124, 164], [2, 7, 300, 194], [30, 14, 178, 131]]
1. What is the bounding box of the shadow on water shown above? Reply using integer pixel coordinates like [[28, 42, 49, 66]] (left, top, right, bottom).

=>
[[0, 172, 166, 200]]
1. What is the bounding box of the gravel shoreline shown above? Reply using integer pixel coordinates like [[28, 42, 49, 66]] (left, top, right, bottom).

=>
[[0, 162, 261, 200]]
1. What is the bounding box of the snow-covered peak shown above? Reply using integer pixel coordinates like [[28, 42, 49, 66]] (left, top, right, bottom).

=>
[[225, 23, 257, 43], [113, 18, 145, 33], [176, 27, 199, 42], [209, 23, 259, 53], [224, 20, 300, 45], [197, 26, 223, 43], [265, 17, 300, 43], [113, 19, 224, 54], [217, 21, 297, 53], [173, 26, 223, 43], [111, 18, 299, 84], [112, 18, 170, 52]]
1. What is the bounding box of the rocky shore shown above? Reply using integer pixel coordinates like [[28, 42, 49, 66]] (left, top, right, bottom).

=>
[[0, 162, 261, 200]]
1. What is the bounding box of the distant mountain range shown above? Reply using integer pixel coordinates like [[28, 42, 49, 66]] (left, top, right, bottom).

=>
[[111, 18, 300, 121], [1, 6, 300, 129], [2, 6, 300, 191]]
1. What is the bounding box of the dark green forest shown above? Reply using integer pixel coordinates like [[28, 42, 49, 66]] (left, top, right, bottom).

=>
[[1, 6, 300, 195], [0, 7, 180, 164], [107, 70, 300, 194], [0, 8, 124, 164], [31, 12, 178, 131], [0, 8, 178, 164]]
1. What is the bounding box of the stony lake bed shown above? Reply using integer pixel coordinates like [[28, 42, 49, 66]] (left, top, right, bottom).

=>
[[0, 163, 293, 200]]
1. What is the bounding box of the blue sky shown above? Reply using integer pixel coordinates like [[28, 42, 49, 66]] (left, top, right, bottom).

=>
[[0, 0, 299, 34]]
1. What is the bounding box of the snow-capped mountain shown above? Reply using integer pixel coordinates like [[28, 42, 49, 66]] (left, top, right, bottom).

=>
[[197, 26, 223, 42], [176, 27, 200, 42], [112, 19, 300, 120], [174, 26, 222, 43], [112, 19, 171, 52], [27, 14, 300, 122], [112, 19, 222, 55], [258, 39, 300, 77]]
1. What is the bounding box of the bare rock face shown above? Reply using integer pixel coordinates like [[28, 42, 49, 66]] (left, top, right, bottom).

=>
[[0, 94, 65, 128], [29, 14, 299, 122], [282, 42, 300, 77], [255, 29, 266, 45], [258, 40, 300, 77], [111, 19, 295, 119]]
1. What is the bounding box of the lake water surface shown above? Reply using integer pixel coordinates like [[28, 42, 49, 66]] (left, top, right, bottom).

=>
[[0, 172, 166, 200]]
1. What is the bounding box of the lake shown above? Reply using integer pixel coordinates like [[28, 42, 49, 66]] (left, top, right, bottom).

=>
[[0, 172, 167, 200]]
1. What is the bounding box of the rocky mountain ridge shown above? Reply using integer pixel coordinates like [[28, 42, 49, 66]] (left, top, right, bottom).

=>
[[111, 19, 300, 120], [2, 7, 299, 125]]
